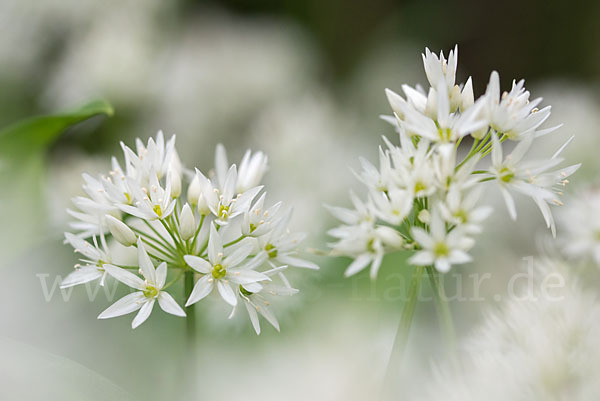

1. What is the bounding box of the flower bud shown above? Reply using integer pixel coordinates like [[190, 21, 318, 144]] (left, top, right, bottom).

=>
[[179, 203, 195, 241], [105, 215, 137, 247], [375, 226, 404, 248], [197, 193, 210, 216], [169, 167, 181, 198], [418, 209, 431, 224], [187, 174, 201, 206]]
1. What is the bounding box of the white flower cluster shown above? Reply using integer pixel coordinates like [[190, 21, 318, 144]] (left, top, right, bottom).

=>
[[328, 46, 580, 277], [62, 132, 318, 331], [423, 259, 600, 401], [558, 186, 600, 265]]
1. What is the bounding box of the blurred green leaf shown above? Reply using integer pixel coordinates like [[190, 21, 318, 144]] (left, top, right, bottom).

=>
[[0, 99, 113, 159], [0, 100, 113, 264]]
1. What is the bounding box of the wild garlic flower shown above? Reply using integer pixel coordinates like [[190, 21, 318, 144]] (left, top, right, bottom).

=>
[[329, 46, 580, 277], [63, 131, 317, 331], [557, 186, 600, 265], [423, 259, 600, 401]]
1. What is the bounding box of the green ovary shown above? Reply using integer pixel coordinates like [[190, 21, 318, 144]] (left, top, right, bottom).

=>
[[499, 166, 514, 183], [414, 181, 426, 194], [212, 264, 227, 279], [143, 285, 159, 298], [433, 242, 449, 257], [153, 204, 163, 218], [265, 243, 278, 258]]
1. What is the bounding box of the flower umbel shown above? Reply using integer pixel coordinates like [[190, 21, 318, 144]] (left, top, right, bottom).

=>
[[63, 132, 317, 332], [329, 45, 580, 277]]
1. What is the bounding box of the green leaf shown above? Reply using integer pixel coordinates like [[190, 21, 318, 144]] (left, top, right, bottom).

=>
[[0, 100, 113, 264], [0, 99, 113, 159]]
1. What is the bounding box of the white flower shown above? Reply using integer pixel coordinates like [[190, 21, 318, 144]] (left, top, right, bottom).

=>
[[230, 266, 298, 335], [184, 223, 269, 307], [438, 187, 492, 234], [558, 187, 600, 265], [489, 133, 580, 236], [241, 193, 283, 237], [484, 71, 558, 140], [119, 169, 176, 220], [64, 134, 316, 333], [409, 210, 474, 272], [120, 131, 179, 183], [329, 223, 404, 279], [257, 208, 320, 270], [329, 45, 580, 281], [98, 239, 186, 328], [61, 233, 112, 288], [423, 259, 600, 401], [201, 164, 262, 225]]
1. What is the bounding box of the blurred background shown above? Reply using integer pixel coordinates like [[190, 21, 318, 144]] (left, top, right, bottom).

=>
[[1, 0, 600, 400]]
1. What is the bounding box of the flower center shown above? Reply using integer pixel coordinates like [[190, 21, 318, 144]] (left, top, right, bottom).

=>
[[265, 243, 278, 258], [433, 242, 449, 257], [499, 166, 514, 183], [454, 209, 468, 224], [218, 204, 230, 219], [143, 285, 159, 298], [124, 192, 132, 204], [414, 181, 427, 194], [153, 204, 163, 218], [212, 264, 226, 279], [437, 127, 452, 142]]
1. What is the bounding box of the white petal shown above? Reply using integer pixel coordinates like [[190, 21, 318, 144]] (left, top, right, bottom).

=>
[[155, 262, 167, 289], [136, 238, 156, 284], [409, 251, 435, 266], [223, 242, 254, 268], [344, 254, 372, 277], [98, 292, 145, 319], [103, 264, 145, 290], [208, 223, 223, 264], [158, 292, 186, 317], [60, 267, 102, 288], [500, 186, 517, 220], [277, 255, 319, 270], [435, 258, 451, 273], [244, 299, 261, 335], [369, 253, 384, 280], [229, 270, 270, 285], [217, 280, 237, 306], [185, 275, 214, 306], [184, 255, 212, 274], [132, 299, 155, 329]]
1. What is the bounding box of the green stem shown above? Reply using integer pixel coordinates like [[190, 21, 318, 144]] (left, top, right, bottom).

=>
[[383, 265, 424, 391], [426, 266, 456, 353], [184, 270, 196, 345], [223, 235, 246, 248]]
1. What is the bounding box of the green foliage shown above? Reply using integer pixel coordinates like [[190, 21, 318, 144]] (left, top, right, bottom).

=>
[[0, 100, 113, 264], [0, 99, 113, 160]]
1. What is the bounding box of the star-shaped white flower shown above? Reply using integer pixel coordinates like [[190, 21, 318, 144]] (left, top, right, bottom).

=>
[[184, 223, 269, 307], [98, 238, 185, 328], [409, 209, 474, 272]]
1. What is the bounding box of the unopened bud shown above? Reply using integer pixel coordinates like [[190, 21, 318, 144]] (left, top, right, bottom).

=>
[[179, 203, 195, 241], [418, 209, 431, 224], [105, 215, 137, 247], [188, 174, 201, 206], [169, 168, 181, 198]]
